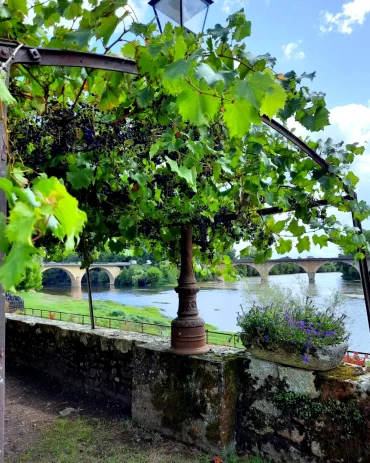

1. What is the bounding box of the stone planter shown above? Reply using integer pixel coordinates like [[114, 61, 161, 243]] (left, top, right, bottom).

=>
[[240, 333, 348, 371]]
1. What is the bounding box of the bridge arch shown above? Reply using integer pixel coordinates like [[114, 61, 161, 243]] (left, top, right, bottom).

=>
[[268, 262, 306, 277], [41, 267, 77, 287], [232, 262, 262, 280], [333, 260, 361, 281], [81, 267, 115, 286]]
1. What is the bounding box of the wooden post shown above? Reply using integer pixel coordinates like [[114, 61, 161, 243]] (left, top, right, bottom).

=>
[[170, 223, 209, 355]]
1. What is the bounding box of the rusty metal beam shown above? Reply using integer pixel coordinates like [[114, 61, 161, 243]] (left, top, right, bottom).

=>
[[261, 116, 331, 172], [0, 41, 137, 74]]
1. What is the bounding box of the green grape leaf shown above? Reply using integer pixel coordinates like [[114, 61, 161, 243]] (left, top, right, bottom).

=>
[[177, 88, 220, 126], [266, 218, 286, 234], [312, 234, 328, 248], [119, 216, 138, 240], [96, 15, 120, 46], [287, 218, 305, 236], [67, 166, 94, 189], [275, 238, 292, 254], [6, 202, 36, 245], [65, 30, 93, 47], [207, 24, 230, 42], [64, 1, 82, 19], [223, 99, 260, 138], [232, 71, 274, 109], [254, 247, 273, 263], [11, 166, 29, 187], [33, 177, 87, 251], [8, 0, 27, 14], [121, 42, 136, 59], [0, 242, 36, 291], [232, 21, 251, 41], [344, 171, 359, 188], [296, 105, 330, 132], [0, 5, 11, 18], [352, 200, 370, 221], [137, 87, 153, 107], [0, 71, 16, 104], [173, 35, 187, 60], [0, 178, 13, 201], [100, 84, 121, 110], [260, 83, 287, 118], [163, 59, 195, 93], [0, 212, 9, 253], [297, 236, 310, 253], [166, 157, 197, 191]]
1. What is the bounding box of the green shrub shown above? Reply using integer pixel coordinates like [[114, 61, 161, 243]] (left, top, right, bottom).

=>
[[115, 264, 167, 287], [146, 267, 163, 286], [110, 310, 126, 317]]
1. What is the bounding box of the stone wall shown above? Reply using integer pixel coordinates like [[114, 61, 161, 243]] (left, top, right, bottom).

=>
[[5, 314, 155, 412], [6, 314, 370, 462]]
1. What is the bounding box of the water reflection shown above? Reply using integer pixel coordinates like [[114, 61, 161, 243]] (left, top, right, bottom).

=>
[[42, 272, 370, 352]]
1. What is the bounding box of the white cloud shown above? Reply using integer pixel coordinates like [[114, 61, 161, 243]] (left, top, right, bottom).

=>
[[219, 0, 248, 15], [282, 41, 305, 60], [320, 0, 370, 34]]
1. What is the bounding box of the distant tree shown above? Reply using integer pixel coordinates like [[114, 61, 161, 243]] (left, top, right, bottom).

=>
[[16, 258, 43, 291], [338, 230, 370, 280]]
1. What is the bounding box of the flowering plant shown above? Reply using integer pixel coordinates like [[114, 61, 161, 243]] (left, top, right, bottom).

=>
[[342, 352, 368, 367], [237, 299, 349, 363]]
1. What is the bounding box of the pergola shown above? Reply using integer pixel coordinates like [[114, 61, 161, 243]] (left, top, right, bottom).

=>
[[0, 40, 369, 461]]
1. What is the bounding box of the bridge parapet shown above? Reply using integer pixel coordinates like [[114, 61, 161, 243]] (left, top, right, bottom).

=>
[[232, 257, 361, 283]]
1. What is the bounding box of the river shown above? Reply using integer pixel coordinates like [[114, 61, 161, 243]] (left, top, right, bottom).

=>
[[42, 272, 370, 353]]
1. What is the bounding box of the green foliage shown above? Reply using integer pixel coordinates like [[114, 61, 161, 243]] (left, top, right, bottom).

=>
[[1, 3, 369, 290], [115, 263, 177, 287], [273, 392, 362, 425], [146, 266, 163, 286], [16, 256, 43, 291]]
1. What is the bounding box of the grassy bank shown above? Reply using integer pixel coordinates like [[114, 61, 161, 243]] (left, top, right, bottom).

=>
[[21, 291, 170, 324], [16, 417, 267, 463], [19, 291, 240, 346]]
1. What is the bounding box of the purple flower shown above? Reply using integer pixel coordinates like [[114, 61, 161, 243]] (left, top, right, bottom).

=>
[[302, 354, 310, 364]]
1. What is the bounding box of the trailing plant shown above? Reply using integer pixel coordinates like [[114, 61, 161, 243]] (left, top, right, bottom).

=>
[[237, 300, 348, 363], [0, 2, 369, 292], [273, 392, 362, 426]]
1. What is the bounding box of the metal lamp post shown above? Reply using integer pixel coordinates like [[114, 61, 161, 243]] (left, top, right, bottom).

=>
[[148, 0, 213, 33]]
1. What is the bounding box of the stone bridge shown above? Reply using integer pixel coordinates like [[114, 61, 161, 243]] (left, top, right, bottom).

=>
[[232, 257, 367, 282], [42, 262, 132, 288]]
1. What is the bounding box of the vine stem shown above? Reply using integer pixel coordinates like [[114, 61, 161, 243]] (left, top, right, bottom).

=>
[[0, 102, 9, 161]]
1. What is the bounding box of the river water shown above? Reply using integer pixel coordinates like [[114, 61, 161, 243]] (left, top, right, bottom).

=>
[[42, 272, 370, 353]]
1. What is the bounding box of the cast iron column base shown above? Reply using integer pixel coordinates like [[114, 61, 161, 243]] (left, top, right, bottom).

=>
[[170, 224, 210, 355], [169, 284, 210, 355]]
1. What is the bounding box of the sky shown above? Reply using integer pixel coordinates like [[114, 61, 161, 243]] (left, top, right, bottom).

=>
[[129, 0, 370, 259]]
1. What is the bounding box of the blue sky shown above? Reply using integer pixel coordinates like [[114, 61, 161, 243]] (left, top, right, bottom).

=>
[[135, 0, 370, 108], [130, 1, 370, 257]]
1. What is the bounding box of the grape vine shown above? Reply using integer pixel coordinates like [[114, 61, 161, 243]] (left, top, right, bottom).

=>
[[0, 1, 369, 290]]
